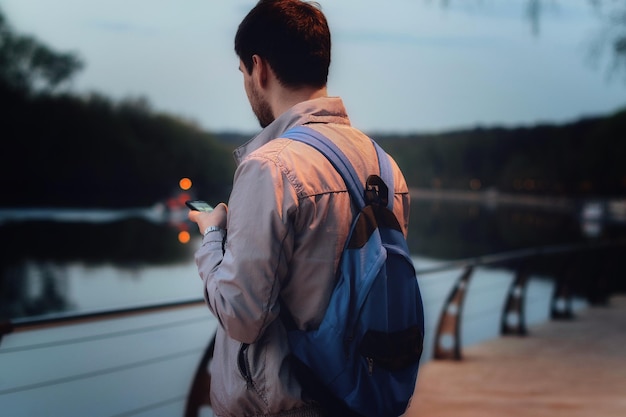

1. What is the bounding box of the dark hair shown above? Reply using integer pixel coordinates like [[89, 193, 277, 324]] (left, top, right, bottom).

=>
[[235, 0, 331, 89]]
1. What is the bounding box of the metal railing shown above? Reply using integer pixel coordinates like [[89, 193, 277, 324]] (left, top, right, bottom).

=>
[[0, 298, 206, 345], [1, 237, 624, 417], [2, 238, 624, 349], [427, 238, 626, 360]]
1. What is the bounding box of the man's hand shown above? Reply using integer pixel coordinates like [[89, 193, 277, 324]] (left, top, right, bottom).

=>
[[188, 202, 228, 235]]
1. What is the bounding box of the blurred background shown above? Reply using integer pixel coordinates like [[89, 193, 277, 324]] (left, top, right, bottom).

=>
[[0, 1, 625, 416], [1, 0, 624, 319]]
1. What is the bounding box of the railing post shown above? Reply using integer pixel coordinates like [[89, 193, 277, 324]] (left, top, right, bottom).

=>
[[184, 333, 216, 417], [0, 321, 14, 347], [500, 269, 529, 336], [551, 275, 574, 320], [433, 266, 474, 360]]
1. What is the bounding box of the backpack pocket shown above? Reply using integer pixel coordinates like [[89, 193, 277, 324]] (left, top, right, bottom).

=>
[[358, 325, 423, 372]]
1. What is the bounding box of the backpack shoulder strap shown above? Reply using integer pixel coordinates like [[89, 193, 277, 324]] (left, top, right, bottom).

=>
[[283, 125, 394, 210]]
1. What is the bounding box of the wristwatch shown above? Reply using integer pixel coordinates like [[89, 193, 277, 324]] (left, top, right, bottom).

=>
[[203, 226, 224, 236]]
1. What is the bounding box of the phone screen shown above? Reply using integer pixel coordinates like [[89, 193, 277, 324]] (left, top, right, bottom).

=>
[[185, 200, 214, 212]]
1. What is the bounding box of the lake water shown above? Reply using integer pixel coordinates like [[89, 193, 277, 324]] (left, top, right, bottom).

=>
[[1, 194, 623, 417], [1, 193, 624, 353]]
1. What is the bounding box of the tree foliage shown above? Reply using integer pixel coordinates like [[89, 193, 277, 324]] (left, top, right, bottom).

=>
[[0, 89, 235, 207], [438, 0, 626, 81], [588, 0, 626, 81], [0, 7, 83, 94], [0, 7, 236, 208], [374, 108, 626, 197]]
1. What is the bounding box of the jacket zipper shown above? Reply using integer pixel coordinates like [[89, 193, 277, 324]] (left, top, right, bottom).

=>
[[237, 343, 254, 389]]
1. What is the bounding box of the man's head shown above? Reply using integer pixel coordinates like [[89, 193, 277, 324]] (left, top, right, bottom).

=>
[[235, 0, 331, 90]]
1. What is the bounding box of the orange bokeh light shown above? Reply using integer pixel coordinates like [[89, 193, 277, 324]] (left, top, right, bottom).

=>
[[179, 177, 192, 190], [178, 230, 191, 244]]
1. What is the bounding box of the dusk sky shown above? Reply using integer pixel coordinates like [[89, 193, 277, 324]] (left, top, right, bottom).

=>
[[1, 0, 624, 134]]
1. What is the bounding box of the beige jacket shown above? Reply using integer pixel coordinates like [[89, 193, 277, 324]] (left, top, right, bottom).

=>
[[195, 97, 410, 417]]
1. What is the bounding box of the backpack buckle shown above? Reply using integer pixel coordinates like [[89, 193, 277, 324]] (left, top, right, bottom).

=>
[[365, 175, 389, 208]]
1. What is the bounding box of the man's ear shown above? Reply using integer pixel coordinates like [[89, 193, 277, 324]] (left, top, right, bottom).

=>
[[251, 54, 269, 88]]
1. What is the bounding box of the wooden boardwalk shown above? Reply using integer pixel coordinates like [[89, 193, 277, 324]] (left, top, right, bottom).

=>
[[404, 296, 626, 417]]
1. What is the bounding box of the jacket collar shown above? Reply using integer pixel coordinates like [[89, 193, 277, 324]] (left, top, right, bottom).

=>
[[233, 97, 351, 165]]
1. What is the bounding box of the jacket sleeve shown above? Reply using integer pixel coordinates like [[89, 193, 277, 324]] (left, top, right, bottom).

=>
[[194, 153, 297, 344]]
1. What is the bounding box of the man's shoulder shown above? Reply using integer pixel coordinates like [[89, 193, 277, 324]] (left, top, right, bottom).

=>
[[244, 135, 316, 164]]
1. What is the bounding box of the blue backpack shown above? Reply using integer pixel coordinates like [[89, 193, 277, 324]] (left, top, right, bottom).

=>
[[282, 126, 425, 417]]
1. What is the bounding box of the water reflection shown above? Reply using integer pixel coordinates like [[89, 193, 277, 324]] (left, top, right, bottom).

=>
[[0, 210, 194, 266], [409, 199, 580, 260], [0, 208, 199, 321], [0, 204, 181, 225], [410, 195, 626, 259], [1, 262, 72, 319], [1, 198, 625, 321]]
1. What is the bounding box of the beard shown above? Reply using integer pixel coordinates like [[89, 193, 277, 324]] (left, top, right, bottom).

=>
[[249, 84, 274, 128]]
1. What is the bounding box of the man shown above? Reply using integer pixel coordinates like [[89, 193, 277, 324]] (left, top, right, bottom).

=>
[[189, 1, 411, 416]]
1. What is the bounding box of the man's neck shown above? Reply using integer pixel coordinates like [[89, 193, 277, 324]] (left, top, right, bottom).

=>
[[270, 86, 328, 120]]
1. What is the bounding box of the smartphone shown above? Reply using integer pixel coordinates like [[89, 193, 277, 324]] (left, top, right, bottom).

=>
[[185, 200, 214, 212]]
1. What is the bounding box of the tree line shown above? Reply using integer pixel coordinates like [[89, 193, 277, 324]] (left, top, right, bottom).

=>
[[2, 5, 625, 210], [372, 109, 626, 198], [0, 86, 236, 207]]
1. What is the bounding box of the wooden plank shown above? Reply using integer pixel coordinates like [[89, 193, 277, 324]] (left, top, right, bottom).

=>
[[404, 296, 626, 417]]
